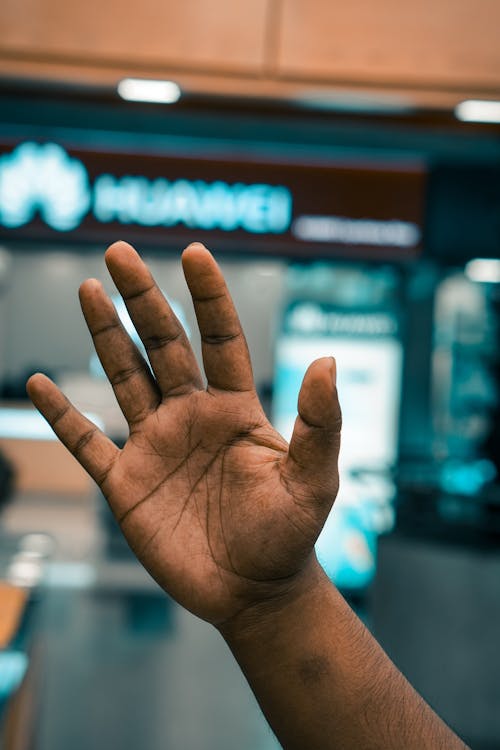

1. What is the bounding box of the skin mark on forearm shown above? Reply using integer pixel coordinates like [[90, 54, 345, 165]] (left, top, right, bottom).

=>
[[297, 654, 333, 686]]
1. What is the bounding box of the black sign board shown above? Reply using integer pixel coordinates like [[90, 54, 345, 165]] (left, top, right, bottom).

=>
[[0, 139, 425, 259], [427, 166, 500, 261]]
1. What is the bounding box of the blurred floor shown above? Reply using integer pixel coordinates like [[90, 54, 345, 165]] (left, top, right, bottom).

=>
[[373, 533, 500, 750], [2, 493, 280, 750]]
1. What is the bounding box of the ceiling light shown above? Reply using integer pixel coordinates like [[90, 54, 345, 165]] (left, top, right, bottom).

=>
[[465, 258, 500, 283], [117, 78, 181, 104], [455, 100, 500, 123], [297, 90, 415, 115]]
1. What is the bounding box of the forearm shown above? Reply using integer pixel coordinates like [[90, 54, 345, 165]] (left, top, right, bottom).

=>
[[220, 558, 468, 750]]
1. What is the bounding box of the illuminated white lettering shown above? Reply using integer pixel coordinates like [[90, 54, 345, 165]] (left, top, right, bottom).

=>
[[292, 215, 420, 248], [93, 174, 292, 234]]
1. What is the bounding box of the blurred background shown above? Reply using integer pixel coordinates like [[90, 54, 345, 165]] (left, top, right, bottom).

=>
[[0, 1, 499, 748]]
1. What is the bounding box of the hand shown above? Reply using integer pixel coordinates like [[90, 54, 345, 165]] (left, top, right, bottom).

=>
[[27, 242, 341, 627]]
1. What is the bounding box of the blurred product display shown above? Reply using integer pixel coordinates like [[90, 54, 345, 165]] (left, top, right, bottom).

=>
[[274, 262, 402, 590], [395, 270, 500, 546]]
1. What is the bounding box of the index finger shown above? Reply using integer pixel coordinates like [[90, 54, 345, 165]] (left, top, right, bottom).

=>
[[181, 243, 254, 393]]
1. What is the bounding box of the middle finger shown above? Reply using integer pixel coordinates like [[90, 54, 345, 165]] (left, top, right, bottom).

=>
[[105, 241, 203, 397]]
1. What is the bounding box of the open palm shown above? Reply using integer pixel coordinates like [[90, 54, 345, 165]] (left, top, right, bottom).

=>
[[28, 242, 341, 626]]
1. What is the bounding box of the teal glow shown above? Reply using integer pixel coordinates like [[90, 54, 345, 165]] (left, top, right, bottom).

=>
[[93, 174, 292, 233], [0, 651, 28, 699], [0, 142, 90, 231], [0, 141, 293, 236]]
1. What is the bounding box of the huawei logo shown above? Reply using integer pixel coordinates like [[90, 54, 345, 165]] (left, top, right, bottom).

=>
[[0, 141, 293, 236], [0, 142, 91, 231]]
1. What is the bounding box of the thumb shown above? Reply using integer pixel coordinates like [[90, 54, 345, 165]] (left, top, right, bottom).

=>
[[284, 356, 342, 510]]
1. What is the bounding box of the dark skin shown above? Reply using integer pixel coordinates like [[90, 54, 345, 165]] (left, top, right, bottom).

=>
[[27, 241, 341, 626], [27, 241, 468, 749]]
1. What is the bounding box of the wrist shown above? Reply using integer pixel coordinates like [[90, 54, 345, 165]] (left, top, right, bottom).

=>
[[218, 554, 331, 645]]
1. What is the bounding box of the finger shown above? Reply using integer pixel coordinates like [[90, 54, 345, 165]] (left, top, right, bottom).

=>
[[26, 374, 119, 490], [181, 243, 254, 392], [104, 241, 203, 397], [79, 279, 161, 425], [284, 357, 342, 510]]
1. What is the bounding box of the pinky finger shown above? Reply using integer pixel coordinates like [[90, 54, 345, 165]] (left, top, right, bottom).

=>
[[26, 373, 119, 490]]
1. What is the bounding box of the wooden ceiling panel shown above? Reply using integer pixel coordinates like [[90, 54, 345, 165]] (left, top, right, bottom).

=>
[[0, 0, 269, 73], [277, 0, 500, 90]]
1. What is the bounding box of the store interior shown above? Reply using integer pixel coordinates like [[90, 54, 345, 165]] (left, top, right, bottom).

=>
[[0, 66, 500, 750]]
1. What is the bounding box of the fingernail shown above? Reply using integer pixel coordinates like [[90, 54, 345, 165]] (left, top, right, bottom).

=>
[[330, 357, 337, 386]]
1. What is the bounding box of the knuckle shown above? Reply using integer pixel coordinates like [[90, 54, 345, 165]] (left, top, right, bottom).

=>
[[71, 428, 97, 456]]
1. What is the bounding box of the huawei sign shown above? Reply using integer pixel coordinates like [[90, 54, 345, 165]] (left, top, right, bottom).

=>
[[0, 140, 424, 259], [0, 142, 91, 231], [0, 142, 292, 236]]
